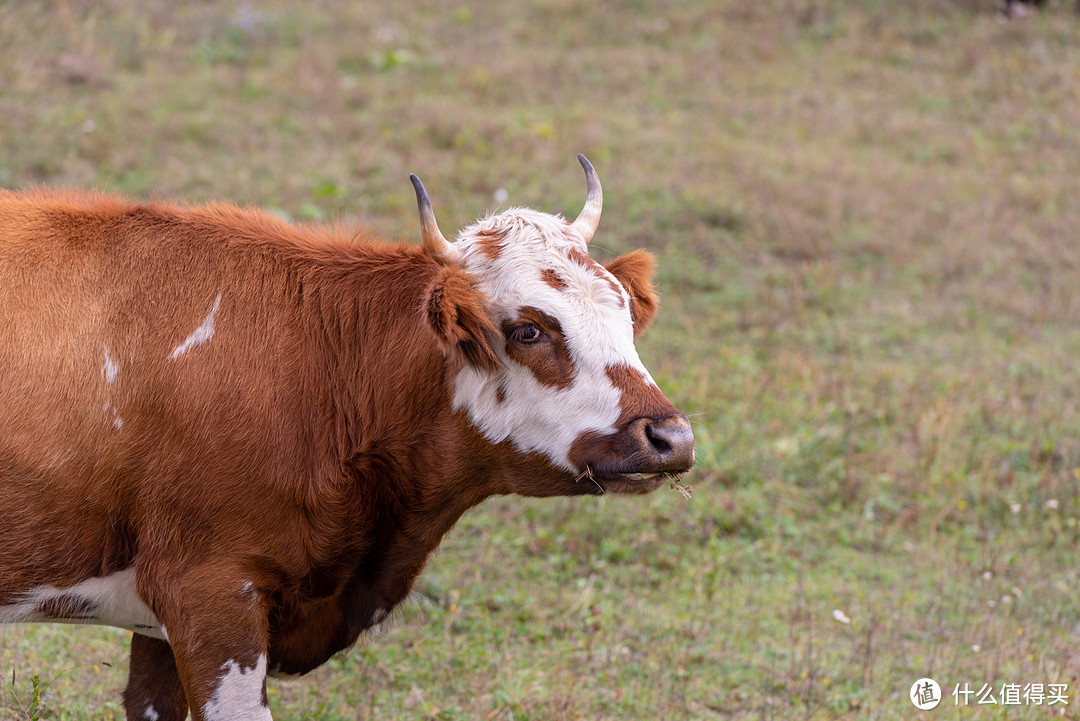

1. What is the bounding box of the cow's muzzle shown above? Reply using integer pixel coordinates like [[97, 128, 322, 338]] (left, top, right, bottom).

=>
[[627, 413, 696, 475], [572, 413, 696, 492]]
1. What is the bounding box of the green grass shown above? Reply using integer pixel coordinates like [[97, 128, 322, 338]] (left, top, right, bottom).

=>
[[4, 0, 1080, 718]]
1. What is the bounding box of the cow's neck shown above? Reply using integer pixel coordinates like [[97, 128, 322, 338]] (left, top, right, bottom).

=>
[[345, 425, 494, 598], [290, 249, 501, 640], [269, 416, 499, 672]]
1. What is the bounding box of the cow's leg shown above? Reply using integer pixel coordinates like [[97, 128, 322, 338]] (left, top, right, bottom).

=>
[[146, 567, 273, 721], [123, 634, 188, 721]]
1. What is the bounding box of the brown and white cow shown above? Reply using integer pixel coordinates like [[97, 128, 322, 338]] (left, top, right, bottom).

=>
[[0, 156, 694, 720]]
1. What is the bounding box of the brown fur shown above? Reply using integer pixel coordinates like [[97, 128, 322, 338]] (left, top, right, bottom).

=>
[[124, 635, 188, 720], [425, 265, 499, 372], [605, 250, 659, 335], [473, 227, 505, 260], [540, 267, 568, 290]]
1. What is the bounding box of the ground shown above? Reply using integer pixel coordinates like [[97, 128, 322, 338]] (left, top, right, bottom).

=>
[[2, 1, 1080, 719]]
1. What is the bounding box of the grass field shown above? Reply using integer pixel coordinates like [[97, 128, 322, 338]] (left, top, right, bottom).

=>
[[3, 1, 1080, 718]]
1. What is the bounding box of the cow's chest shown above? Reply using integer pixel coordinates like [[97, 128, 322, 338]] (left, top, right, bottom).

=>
[[264, 584, 408, 676], [265, 548, 430, 676]]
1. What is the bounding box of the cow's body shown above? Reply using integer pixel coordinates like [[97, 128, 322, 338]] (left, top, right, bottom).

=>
[[0, 158, 694, 720]]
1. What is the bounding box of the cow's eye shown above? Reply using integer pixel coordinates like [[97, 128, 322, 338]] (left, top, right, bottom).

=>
[[511, 324, 543, 344]]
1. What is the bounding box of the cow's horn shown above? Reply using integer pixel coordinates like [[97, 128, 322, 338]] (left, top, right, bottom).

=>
[[410, 174, 461, 265], [570, 154, 603, 245]]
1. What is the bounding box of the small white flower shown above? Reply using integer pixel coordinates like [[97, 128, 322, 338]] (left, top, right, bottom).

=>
[[832, 609, 851, 625], [971, 644, 981, 652], [775, 436, 799, 456], [982, 571, 993, 582], [493, 188, 509, 205], [1010, 503, 1021, 515], [1046, 499, 1060, 510], [1001, 595, 1012, 604]]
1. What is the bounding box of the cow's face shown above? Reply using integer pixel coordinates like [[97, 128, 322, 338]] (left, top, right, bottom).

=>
[[414, 157, 694, 494]]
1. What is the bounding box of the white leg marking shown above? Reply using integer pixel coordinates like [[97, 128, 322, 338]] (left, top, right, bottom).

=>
[[143, 705, 160, 721], [0, 568, 164, 639], [170, 293, 222, 360], [203, 654, 271, 721]]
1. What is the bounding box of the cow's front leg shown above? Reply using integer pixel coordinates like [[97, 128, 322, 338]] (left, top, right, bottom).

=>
[[148, 568, 273, 721], [123, 633, 188, 721]]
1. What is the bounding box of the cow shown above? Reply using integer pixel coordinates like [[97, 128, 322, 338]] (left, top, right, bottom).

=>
[[0, 155, 695, 720]]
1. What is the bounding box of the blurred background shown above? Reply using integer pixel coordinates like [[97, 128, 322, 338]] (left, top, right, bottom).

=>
[[2, 1, 1080, 718]]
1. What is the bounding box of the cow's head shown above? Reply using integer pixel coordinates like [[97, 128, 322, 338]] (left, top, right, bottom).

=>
[[413, 156, 694, 495]]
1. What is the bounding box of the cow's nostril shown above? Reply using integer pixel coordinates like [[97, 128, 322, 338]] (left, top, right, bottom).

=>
[[645, 423, 673, 455], [636, 414, 695, 473]]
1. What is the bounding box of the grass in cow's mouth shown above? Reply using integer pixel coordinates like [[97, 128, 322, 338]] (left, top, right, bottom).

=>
[[665, 472, 693, 500], [574, 466, 604, 493]]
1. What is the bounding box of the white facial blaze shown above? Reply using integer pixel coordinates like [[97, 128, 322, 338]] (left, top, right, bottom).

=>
[[203, 655, 271, 721], [451, 209, 653, 471]]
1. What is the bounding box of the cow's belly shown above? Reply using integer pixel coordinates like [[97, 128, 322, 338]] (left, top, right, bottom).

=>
[[0, 567, 165, 639]]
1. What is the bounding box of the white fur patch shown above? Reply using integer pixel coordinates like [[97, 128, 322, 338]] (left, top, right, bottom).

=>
[[102, 346, 124, 429], [144, 705, 160, 721], [202, 655, 271, 721], [241, 580, 261, 610], [102, 345, 119, 386], [452, 209, 652, 470], [0, 568, 164, 639], [170, 293, 222, 360]]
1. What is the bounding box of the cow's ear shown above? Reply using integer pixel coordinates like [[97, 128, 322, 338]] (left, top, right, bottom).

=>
[[425, 266, 499, 371], [604, 249, 659, 336]]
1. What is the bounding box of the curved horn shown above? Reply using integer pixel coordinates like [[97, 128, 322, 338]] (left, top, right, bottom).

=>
[[410, 174, 461, 265], [570, 154, 603, 245]]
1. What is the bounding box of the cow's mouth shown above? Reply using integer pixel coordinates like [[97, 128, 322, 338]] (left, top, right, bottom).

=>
[[581, 469, 668, 494]]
